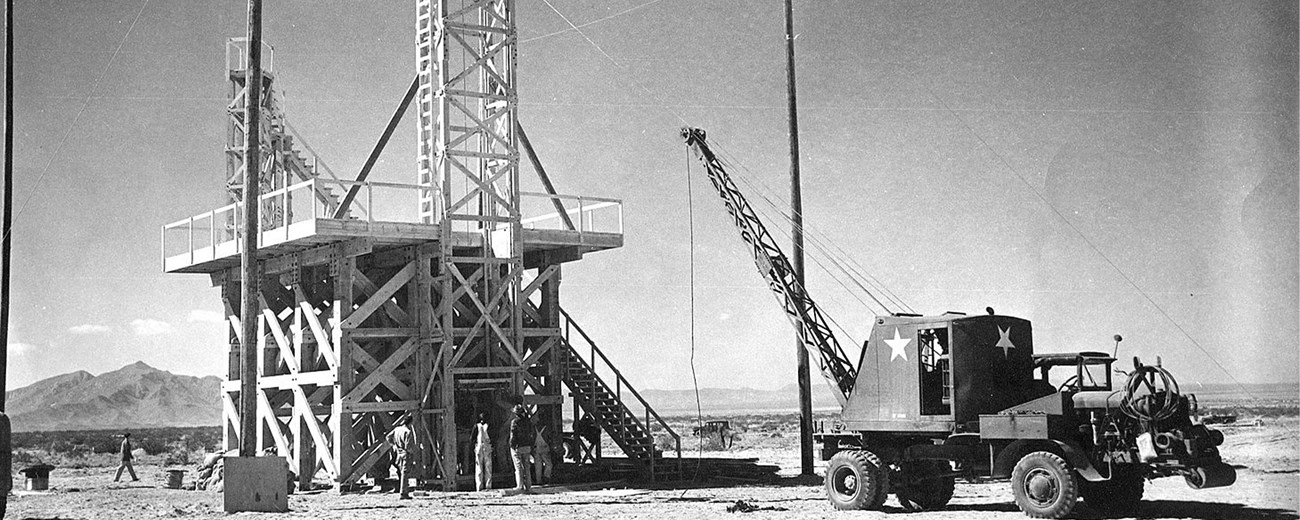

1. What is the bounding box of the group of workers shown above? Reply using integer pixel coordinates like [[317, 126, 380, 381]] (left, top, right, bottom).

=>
[[386, 403, 554, 499]]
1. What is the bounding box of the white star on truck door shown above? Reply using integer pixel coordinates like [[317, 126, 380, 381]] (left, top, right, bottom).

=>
[[884, 327, 911, 362], [996, 326, 1016, 357]]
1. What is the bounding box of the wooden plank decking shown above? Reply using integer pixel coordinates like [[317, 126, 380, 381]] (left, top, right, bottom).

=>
[[163, 217, 623, 274]]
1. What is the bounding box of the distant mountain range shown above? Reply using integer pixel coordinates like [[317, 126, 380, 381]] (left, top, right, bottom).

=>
[[7, 361, 1290, 432], [5, 362, 222, 432]]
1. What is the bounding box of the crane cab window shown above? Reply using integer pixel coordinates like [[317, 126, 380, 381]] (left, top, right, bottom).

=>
[[918, 328, 951, 415]]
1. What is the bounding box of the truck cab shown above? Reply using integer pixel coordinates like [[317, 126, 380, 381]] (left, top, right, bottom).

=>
[[1032, 351, 1116, 393]]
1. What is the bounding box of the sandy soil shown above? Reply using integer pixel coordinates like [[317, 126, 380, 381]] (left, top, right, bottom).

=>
[[8, 419, 1297, 520]]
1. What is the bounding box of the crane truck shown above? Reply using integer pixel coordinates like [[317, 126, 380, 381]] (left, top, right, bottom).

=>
[[682, 127, 1235, 518]]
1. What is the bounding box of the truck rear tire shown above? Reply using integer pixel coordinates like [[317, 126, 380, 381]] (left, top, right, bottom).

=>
[[895, 460, 955, 511], [825, 450, 886, 510], [1079, 467, 1144, 515], [1011, 451, 1078, 519]]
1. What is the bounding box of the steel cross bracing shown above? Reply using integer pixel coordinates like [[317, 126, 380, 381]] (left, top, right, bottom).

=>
[[682, 128, 856, 406], [418, 0, 533, 490]]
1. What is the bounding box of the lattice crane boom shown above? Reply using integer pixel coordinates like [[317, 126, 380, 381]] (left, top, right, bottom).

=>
[[682, 127, 856, 406]]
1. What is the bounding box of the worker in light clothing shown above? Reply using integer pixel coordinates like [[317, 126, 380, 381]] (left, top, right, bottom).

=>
[[113, 433, 139, 482], [509, 405, 534, 492], [386, 415, 415, 499], [533, 428, 552, 485], [474, 413, 492, 491]]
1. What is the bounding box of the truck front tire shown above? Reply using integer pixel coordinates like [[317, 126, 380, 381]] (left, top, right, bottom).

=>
[[1011, 451, 1078, 519], [825, 450, 887, 510]]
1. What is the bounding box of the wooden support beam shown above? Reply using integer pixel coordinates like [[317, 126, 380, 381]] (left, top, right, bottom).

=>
[[515, 121, 575, 231], [294, 385, 338, 477], [348, 343, 412, 398], [345, 263, 416, 328], [334, 75, 421, 219], [331, 255, 355, 485], [258, 390, 292, 461], [264, 239, 373, 275], [343, 400, 420, 414], [344, 337, 419, 403], [296, 292, 338, 370]]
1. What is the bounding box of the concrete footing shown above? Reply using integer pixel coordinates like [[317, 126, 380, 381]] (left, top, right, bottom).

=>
[[223, 456, 288, 513]]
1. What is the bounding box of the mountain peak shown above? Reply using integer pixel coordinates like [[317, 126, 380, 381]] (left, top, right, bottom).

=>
[[6, 362, 221, 431], [123, 361, 156, 371]]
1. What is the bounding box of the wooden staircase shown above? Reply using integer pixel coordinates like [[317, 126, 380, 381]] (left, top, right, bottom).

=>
[[557, 307, 681, 480]]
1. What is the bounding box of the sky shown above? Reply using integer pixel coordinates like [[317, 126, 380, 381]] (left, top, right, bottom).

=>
[[2, 1, 1297, 395]]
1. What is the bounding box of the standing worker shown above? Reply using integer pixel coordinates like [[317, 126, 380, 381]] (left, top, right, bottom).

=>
[[386, 415, 415, 500], [508, 405, 533, 493], [533, 427, 551, 485], [474, 413, 492, 491], [113, 433, 138, 482]]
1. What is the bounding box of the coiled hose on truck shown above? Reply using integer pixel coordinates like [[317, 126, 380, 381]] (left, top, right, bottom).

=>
[[1119, 358, 1181, 423]]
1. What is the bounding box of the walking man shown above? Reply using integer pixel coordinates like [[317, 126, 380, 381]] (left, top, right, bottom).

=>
[[113, 433, 138, 482], [386, 415, 415, 499], [509, 405, 534, 493], [474, 413, 492, 491]]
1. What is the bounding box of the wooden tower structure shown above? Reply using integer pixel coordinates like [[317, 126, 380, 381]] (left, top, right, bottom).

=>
[[162, 2, 679, 491]]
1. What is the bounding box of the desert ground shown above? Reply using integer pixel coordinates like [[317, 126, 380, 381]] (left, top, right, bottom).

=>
[[7, 416, 1297, 520]]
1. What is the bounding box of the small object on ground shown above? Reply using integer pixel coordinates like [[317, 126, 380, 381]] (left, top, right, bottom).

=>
[[165, 469, 187, 489], [725, 499, 787, 513], [1202, 414, 1237, 425], [21, 464, 56, 491]]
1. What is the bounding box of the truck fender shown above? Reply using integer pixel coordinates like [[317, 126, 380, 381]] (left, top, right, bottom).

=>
[[993, 439, 1102, 481]]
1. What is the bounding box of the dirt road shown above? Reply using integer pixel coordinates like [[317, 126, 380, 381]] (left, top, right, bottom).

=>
[[8, 420, 1296, 519]]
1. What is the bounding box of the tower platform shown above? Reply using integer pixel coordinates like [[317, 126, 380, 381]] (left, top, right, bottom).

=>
[[162, 179, 623, 274]]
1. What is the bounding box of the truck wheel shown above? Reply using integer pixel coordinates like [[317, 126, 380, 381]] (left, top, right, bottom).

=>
[[868, 461, 891, 509], [1011, 451, 1078, 519], [825, 450, 886, 510], [1079, 467, 1144, 515], [896, 461, 955, 511]]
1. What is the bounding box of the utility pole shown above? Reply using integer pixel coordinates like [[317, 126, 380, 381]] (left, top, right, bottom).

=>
[[239, 0, 263, 458], [3, 1, 16, 513], [784, 0, 814, 476]]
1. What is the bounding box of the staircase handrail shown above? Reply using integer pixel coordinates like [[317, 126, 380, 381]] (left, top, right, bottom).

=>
[[559, 306, 681, 448]]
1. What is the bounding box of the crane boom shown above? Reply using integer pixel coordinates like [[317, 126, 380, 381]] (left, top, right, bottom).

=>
[[682, 127, 856, 406]]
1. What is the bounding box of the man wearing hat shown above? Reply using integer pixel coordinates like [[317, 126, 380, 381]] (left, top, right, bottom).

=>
[[386, 414, 415, 499], [508, 405, 534, 492], [113, 432, 138, 482]]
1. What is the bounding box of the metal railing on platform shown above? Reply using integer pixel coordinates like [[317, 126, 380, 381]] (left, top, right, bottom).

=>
[[163, 180, 623, 272], [161, 178, 430, 272], [520, 192, 623, 235]]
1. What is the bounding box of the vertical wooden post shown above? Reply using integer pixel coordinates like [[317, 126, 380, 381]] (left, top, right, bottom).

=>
[[0, 0, 13, 413], [331, 256, 355, 488], [1, 3, 16, 511], [291, 283, 314, 489], [239, 0, 264, 458], [255, 314, 268, 452], [540, 266, 562, 463], [784, 0, 815, 476]]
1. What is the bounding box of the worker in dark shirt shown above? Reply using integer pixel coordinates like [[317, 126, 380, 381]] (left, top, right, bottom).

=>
[[113, 433, 138, 482], [386, 415, 415, 499], [509, 405, 534, 492]]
